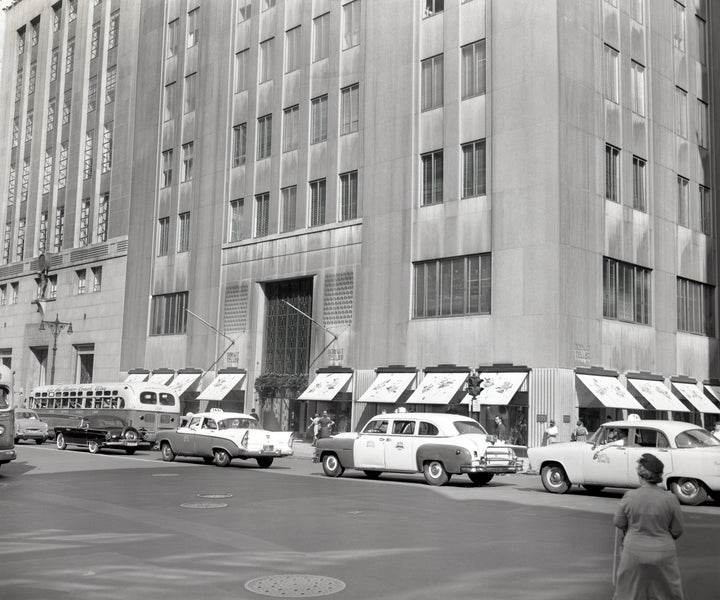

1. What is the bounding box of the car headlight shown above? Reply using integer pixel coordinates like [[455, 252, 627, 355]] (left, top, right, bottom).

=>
[[125, 430, 138, 442], [0, 425, 5, 435]]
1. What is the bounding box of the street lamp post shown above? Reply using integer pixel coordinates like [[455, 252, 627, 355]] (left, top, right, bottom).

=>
[[39, 314, 73, 384]]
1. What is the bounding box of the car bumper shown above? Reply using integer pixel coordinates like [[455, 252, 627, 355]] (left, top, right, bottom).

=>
[[16, 432, 47, 441], [0, 449, 16, 463], [461, 460, 523, 474]]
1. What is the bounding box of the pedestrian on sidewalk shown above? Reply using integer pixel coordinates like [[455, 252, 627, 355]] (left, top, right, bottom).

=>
[[571, 420, 588, 442], [318, 411, 334, 440], [542, 420, 558, 446], [309, 413, 320, 446], [612, 453, 684, 600]]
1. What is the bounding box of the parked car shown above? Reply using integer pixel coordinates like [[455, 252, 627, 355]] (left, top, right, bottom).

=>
[[313, 412, 523, 486], [55, 415, 146, 455], [155, 410, 294, 467], [527, 419, 720, 505], [14, 409, 49, 444]]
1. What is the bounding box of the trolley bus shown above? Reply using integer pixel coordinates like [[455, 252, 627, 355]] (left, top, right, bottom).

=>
[[27, 382, 181, 445], [0, 365, 17, 468]]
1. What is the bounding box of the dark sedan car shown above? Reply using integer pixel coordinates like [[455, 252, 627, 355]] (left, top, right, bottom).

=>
[[55, 415, 146, 455]]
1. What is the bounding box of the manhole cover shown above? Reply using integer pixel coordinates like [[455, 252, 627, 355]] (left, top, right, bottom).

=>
[[197, 493, 233, 499], [180, 502, 228, 509], [245, 575, 345, 597], [152, 473, 179, 477]]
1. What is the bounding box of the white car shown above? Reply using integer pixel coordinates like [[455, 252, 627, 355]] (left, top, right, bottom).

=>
[[155, 411, 293, 467], [527, 419, 720, 505], [14, 409, 49, 444], [313, 412, 522, 486]]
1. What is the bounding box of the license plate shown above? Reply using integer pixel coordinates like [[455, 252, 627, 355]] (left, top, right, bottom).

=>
[[126, 442, 137, 446], [263, 444, 274, 451]]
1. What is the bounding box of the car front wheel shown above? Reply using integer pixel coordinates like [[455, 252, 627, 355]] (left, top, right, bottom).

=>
[[88, 440, 101, 454], [423, 460, 449, 486], [541, 464, 570, 494], [670, 478, 708, 506], [214, 449, 231, 467], [468, 473, 494, 486], [160, 442, 176, 462], [56, 433, 67, 450], [322, 453, 344, 477]]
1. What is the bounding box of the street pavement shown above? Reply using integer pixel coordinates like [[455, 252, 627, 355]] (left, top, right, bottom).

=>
[[1, 442, 719, 600]]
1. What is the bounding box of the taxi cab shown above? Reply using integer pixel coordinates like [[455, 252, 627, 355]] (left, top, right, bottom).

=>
[[527, 418, 720, 505]]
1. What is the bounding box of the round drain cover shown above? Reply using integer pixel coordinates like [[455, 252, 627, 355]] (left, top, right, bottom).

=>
[[197, 493, 233, 499], [180, 502, 228, 509], [245, 575, 346, 597]]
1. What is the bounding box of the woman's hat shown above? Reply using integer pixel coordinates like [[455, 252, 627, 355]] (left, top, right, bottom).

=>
[[638, 453, 664, 476]]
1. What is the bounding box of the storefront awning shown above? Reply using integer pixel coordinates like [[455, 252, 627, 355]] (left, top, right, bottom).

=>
[[358, 372, 416, 404], [673, 383, 720, 414], [197, 372, 247, 401], [705, 385, 720, 405], [149, 372, 174, 385], [124, 372, 149, 383], [627, 378, 689, 412], [299, 372, 353, 401], [576, 374, 644, 410], [406, 372, 468, 405], [460, 371, 527, 405], [167, 372, 203, 397]]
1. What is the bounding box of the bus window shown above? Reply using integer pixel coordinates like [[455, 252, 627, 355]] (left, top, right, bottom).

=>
[[159, 393, 175, 406], [0, 388, 8, 409], [140, 392, 157, 405]]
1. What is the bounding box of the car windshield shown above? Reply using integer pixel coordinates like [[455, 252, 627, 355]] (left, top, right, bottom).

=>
[[217, 418, 262, 430], [16, 411, 39, 420], [88, 416, 127, 429], [674, 428, 720, 448], [454, 420, 487, 435]]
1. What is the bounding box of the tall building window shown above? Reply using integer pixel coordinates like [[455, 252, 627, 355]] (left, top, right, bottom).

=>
[[673, 1, 685, 51], [421, 54, 443, 111], [150, 292, 189, 335], [697, 100, 709, 149], [340, 171, 358, 221], [310, 95, 328, 144], [238, 0, 251, 22], [16, 219, 25, 261], [53, 5, 62, 31], [310, 179, 326, 226], [343, 0, 361, 49], [257, 114, 272, 159], [414, 254, 491, 318], [75, 268, 86, 294], [283, 105, 299, 152], [255, 193, 270, 237], [157, 217, 170, 256], [92, 266, 102, 292], [187, 8, 199, 48], [260, 38, 274, 83], [102, 124, 113, 173], [68, 0, 77, 22], [31, 20, 39, 46], [603, 257, 651, 325], [630, 0, 643, 24], [461, 40, 486, 99], [163, 82, 176, 121], [340, 84, 359, 135], [696, 16, 707, 65], [47, 97, 56, 131], [108, 10, 120, 49], [43, 150, 53, 194], [232, 123, 247, 166], [79, 199, 90, 246], [281, 186, 296, 233], [55, 207, 65, 251], [632, 156, 646, 212], [229, 198, 244, 242], [15, 69, 23, 102], [184, 72, 196, 113], [25, 110, 33, 142], [167, 19, 179, 58], [2, 224, 11, 264], [21, 159, 30, 200], [39, 212, 48, 254], [177, 212, 190, 252], [66, 38, 75, 74], [604, 44, 619, 103], [461, 139, 486, 198], [11, 282, 19, 304], [88, 77, 97, 112], [424, 0, 444, 18], [105, 65, 117, 104], [63, 90, 72, 125], [0, 285, 6, 305], [181, 142, 194, 182], [161, 149, 173, 187], [677, 175, 689, 227], [421, 150, 443, 206], [28, 60, 37, 95], [234, 49, 249, 93], [57, 142, 68, 188], [8, 164, 16, 204], [51, 48, 59, 82], [263, 0, 276, 11], [630, 61, 645, 116], [12, 117, 19, 147], [313, 13, 329, 62], [699, 185, 712, 236], [91, 23, 100, 59], [605, 144, 620, 203], [97, 193, 109, 242], [17, 29, 25, 55], [675, 87, 687, 138], [677, 278, 714, 336], [285, 27, 301, 73]]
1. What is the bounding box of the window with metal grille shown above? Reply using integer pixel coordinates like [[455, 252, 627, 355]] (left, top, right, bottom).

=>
[[55, 207, 65, 251], [39, 212, 48, 254], [177, 212, 190, 252], [8, 164, 16, 204], [102, 124, 113, 172], [12, 117, 19, 147], [3, 224, 12, 264], [257, 115, 272, 159], [84, 131, 94, 179], [51, 48, 58, 82], [63, 90, 72, 124], [48, 98, 56, 131], [25, 111, 33, 142], [21, 160, 30, 200], [311, 95, 328, 143], [57, 143, 68, 188], [603, 257, 651, 325], [108, 10, 119, 49], [310, 179, 326, 226], [88, 77, 97, 113], [105, 65, 117, 104], [150, 292, 189, 335], [281, 186, 296, 232], [28, 60, 36, 95], [91, 23, 100, 59], [43, 151, 53, 194], [16, 219, 25, 261], [97, 194, 109, 242], [255, 193, 270, 237], [283, 106, 299, 151], [66, 38, 75, 74], [15, 69, 23, 102], [79, 199, 90, 246]]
